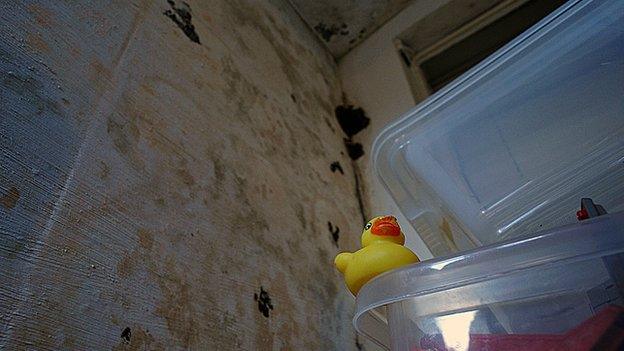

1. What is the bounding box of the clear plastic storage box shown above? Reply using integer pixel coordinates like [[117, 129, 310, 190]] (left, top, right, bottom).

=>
[[355, 212, 624, 350], [362, 0, 624, 349], [372, 0, 624, 256]]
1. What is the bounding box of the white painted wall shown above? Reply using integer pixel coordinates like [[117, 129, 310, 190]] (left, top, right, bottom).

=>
[[338, 0, 456, 260]]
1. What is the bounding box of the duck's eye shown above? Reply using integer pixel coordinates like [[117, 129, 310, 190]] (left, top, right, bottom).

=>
[[365, 222, 372, 230]]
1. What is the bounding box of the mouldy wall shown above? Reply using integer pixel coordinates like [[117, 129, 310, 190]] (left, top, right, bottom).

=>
[[0, 1, 368, 349], [337, 0, 460, 261]]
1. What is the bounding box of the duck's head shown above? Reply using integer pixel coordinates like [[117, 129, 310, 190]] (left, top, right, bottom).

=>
[[361, 215, 405, 247]]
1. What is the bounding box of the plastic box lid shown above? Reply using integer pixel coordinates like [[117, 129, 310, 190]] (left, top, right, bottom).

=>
[[372, 0, 624, 256], [354, 211, 624, 349]]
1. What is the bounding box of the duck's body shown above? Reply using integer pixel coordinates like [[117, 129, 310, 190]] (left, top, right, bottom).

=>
[[335, 242, 418, 295], [334, 215, 420, 295]]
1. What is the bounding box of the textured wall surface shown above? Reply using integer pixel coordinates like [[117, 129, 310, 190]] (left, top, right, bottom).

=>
[[0, 1, 369, 349]]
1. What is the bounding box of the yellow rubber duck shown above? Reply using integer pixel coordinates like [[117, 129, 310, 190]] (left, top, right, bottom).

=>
[[334, 215, 419, 295]]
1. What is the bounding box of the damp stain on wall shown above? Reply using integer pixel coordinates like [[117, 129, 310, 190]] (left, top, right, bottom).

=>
[[0, 187, 20, 210], [2, 70, 62, 117], [288, 0, 413, 58], [163, 0, 201, 44]]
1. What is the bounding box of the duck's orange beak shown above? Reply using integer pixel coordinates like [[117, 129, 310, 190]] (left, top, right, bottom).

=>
[[371, 216, 400, 236]]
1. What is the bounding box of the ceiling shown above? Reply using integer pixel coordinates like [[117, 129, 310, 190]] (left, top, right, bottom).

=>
[[289, 0, 414, 59]]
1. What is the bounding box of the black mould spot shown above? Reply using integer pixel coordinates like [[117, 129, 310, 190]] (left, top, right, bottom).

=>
[[314, 22, 337, 42], [355, 335, 364, 350], [328, 221, 340, 246], [121, 327, 131, 343], [163, 0, 201, 44], [349, 38, 357, 45], [314, 22, 349, 42], [254, 287, 273, 318], [335, 105, 370, 138], [344, 139, 364, 161], [290, 93, 297, 103], [353, 167, 367, 226], [330, 161, 344, 174], [399, 49, 411, 67]]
